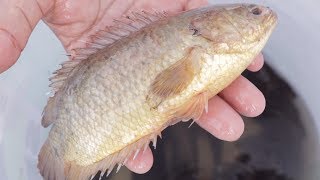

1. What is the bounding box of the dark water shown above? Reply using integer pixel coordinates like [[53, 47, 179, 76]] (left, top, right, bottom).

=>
[[93, 63, 313, 180]]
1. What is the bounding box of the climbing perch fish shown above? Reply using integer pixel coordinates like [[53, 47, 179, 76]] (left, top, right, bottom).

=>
[[38, 3, 277, 180]]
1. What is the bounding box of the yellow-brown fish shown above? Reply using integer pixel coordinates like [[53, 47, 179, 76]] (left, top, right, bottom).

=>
[[38, 3, 277, 180]]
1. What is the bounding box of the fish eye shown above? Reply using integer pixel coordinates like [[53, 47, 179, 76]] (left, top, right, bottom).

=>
[[251, 7, 262, 15]]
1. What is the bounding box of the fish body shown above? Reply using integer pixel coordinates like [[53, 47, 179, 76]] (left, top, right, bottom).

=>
[[38, 4, 277, 180]]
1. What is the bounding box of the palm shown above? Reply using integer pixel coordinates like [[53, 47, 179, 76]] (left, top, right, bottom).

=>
[[43, 0, 207, 52]]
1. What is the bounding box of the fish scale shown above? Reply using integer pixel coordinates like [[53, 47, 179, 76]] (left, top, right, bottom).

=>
[[38, 4, 277, 180]]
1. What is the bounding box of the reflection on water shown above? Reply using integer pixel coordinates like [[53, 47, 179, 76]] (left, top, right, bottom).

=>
[[94, 63, 316, 180]]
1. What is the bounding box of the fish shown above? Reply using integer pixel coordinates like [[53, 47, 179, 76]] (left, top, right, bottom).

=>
[[38, 3, 277, 180]]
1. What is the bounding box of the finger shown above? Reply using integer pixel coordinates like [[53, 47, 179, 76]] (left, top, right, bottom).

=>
[[197, 96, 244, 141], [125, 146, 154, 174], [183, 0, 209, 10], [247, 53, 264, 72], [219, 76, 266, 117], [0, 30, 21, 73], [0, 0, 53, 73]]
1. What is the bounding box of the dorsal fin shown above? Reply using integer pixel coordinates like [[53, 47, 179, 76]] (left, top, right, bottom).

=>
[[64, 10, 168, 64], [41, 10, 168, 128]]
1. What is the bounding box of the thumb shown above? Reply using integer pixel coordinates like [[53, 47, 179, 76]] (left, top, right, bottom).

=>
[[0, 0, 54, 73]]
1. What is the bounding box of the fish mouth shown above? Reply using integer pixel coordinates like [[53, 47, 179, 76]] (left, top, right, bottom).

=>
[[269, 9, 278, 26], [265, 6, 278, 28], [257, 6, 278, 34], [267, 12, 278, 34]]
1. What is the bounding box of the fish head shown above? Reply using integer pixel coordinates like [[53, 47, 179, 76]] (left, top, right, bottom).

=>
[[189, 4, 278, 54]]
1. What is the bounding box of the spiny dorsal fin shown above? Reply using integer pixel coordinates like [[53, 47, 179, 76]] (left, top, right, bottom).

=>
[[75, 10, 168, 61], [41, 10, 168, 128]]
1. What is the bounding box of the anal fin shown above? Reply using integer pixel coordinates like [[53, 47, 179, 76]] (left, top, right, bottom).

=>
[[68, 133, 161, 180]]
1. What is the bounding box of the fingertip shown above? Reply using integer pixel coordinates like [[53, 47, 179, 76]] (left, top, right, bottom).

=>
[[247, 53, 264, 72], [220, 76, 266, 117], [197, 96, 245, 142], [125, 146, 154, 174], [0, 29, 21, 73], [251, 90, 266, 117]]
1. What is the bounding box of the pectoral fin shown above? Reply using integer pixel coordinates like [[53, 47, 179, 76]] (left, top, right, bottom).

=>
[[147, 47, 204, 108]]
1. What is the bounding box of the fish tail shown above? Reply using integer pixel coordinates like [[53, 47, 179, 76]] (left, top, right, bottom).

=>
[[38, 140, 66, 180]]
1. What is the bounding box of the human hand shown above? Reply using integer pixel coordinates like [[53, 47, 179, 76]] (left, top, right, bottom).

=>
[[0, 0, 265, 174]]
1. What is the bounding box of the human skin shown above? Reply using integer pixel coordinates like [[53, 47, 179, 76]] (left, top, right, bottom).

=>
[[0, 0, 265, 174]]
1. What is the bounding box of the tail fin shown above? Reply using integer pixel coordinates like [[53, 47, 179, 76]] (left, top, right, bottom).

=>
[[38, 140, 65, 180]]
